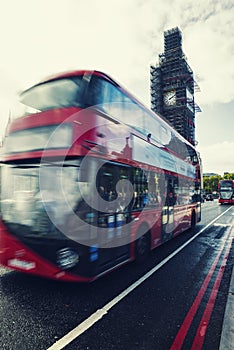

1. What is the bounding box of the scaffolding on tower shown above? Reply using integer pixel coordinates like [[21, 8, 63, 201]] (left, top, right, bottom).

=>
[[150, 27, 201, 146]]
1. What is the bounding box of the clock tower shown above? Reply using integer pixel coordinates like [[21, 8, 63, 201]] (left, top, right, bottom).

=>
[[150, 27, 201, 146]]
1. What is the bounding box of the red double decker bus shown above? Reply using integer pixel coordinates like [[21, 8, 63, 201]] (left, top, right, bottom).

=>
[[0, 70, 201, 282], [218, 180, 234, 204]]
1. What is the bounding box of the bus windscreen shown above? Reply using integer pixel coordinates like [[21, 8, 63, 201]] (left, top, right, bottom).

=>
[[11, 76, 85, 119]]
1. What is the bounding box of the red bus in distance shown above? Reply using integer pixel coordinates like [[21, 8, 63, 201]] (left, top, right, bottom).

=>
[[218, 179, 234, 204], [0, 70, 202, 282]]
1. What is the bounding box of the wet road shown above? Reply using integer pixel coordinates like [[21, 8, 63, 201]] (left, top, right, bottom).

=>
[[1, 201, 233, 350]]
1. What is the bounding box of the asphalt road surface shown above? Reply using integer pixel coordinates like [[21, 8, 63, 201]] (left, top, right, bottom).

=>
[[1, 201, 233, 350]]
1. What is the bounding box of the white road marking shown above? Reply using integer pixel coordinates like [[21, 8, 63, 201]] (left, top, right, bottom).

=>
[[47, 206, 233, 350], [213, 223, 230, 227]]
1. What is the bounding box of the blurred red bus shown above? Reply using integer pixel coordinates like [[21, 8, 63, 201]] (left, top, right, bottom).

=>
[[0, 70, 201, 282]]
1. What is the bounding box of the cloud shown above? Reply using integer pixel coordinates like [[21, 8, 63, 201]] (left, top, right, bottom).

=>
[[183, 6, 234, 106], [198, 141, 234, 175]]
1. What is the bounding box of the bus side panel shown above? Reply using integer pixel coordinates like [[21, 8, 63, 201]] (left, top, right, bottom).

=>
[[148, 208, 162, 249], [131, 208, 162, 251], [173, 205, 190, 236]]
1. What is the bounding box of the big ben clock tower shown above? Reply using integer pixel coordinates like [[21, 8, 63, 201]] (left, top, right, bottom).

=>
[[150, 27, 201, 146]]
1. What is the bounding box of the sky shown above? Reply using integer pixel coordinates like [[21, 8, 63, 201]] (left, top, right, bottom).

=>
[[0, 0, 234, 175]]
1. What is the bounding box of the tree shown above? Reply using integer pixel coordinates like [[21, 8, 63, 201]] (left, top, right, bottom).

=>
[[203, 175, 221, 194], [203, 173, 234, 194], [223, 173, 234, 180]]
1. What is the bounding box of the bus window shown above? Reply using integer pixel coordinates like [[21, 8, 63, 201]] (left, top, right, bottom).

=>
[[176, 177, 195, 205], [146, 172, 161, 206], [97, 164, 117, 205], [165, 176, 178, 206], [160, 124, 171, 145], [142, 110, 161, 144], [89, 76, 146, 134], [12, 77, 85, 119], [96, 162, 132, 213], [88, 76, 123, 109], [132, 168, 148, 210]]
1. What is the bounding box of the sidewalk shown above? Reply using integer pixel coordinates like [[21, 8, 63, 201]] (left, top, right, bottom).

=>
[[219, 264, 234, 350]]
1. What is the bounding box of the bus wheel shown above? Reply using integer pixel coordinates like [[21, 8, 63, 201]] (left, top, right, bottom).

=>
[[191, 211, 196, 231], [135, 232, 150, 263]]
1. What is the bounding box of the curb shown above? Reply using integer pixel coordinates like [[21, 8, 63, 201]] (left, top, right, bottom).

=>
[[219, 263, 234, 350]]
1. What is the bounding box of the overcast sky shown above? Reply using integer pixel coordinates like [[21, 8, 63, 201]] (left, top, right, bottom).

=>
[[0, 0, 234, 175]]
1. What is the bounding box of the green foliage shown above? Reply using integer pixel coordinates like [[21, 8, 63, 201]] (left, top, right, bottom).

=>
[[203, 173, 234, 193], [223, 173, 234, 180]]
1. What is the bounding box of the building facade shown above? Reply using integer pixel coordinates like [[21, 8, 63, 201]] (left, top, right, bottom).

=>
[[150, 27, 200, 145]]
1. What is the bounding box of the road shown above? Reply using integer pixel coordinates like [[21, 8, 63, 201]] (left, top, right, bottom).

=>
[[0, 201, 233, 350]]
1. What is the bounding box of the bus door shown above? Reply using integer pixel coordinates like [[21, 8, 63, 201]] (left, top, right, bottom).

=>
[[95, 162, 131, 273], [161, 176, 177, 242]]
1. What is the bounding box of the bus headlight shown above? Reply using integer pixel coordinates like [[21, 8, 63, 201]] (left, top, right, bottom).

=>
[[56, 248, 79, 270]]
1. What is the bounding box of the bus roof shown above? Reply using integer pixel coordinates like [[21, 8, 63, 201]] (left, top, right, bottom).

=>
[[38, 70, 120, 87]]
